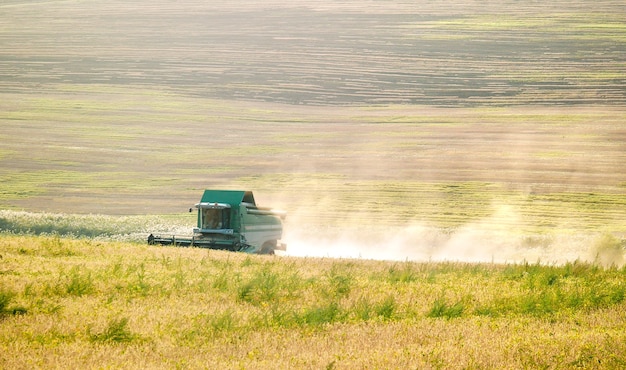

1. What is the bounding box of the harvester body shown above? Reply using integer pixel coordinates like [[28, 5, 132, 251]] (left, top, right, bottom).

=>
[[148, 190, 285, 254]]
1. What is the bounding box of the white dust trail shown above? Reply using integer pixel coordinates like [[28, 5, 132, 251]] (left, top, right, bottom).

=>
[[282, 205, 623, 266]]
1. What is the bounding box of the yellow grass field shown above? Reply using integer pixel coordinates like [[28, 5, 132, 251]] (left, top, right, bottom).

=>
[[1, 235, 625, 369]]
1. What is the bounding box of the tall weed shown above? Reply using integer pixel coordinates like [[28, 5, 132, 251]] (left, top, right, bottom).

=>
[[427, 296, 464, 319], [322, 264, 353, 299], [61, 266, 94, 296], [130, 263, 151, 296], [0, 289, 27, 317], [352, 295, 397, 321], [238, 267, 281, 305], [375, 295, 397, 319], [0, 289, 13, 313], [207, 311, 237, 336], [387, 263, 418, 283], [297, 301, 343, 326], [89, 317, 139, 343]]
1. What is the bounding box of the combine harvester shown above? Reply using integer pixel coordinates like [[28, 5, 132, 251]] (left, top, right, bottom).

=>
[[148, 190, 286, 254]]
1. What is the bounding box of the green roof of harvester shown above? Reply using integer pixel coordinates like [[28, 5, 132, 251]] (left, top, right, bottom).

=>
[[200, 190, 256, 206]]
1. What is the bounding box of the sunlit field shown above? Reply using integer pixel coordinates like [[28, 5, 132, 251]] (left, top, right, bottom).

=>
[[1, 234, 625, 368], [1, 0, 625, 368]]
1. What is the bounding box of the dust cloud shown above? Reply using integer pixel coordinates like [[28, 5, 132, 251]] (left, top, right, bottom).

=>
[[282, 204, 624, 267]]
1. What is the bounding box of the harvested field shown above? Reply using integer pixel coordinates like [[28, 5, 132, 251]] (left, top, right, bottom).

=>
[[1, 1, 625, 106], [1, 0, 625, 261]]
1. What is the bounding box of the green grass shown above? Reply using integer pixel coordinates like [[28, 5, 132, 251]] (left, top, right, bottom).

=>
[[89, 317, 142, 344], [0, 289, 28, 317], [427, 296, 465, 319]]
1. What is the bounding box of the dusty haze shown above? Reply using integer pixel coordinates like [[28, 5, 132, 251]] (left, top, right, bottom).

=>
[[283, 204, 615, 266]]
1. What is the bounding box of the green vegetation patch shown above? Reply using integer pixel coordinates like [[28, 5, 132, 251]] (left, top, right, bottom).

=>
[[0, 149, 13, 161], [0, 170, 87, 201], [427, 13, 626, 34], [0, 169, 184, 208], [0, 289, 28, 317], [88, 317, 143, 344]]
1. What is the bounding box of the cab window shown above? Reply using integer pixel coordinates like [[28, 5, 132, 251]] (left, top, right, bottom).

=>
[[202, 208, 230, 229]]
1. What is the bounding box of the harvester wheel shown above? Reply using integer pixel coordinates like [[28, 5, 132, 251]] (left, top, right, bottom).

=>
[[260, 240, 277, 255]]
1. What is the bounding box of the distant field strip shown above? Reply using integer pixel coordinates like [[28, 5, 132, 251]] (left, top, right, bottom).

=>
[[240, 176, 626, 234], [0, 0, 624, 106], [1, 95, 624, 235]]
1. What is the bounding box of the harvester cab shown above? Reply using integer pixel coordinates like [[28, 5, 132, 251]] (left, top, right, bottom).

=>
[[148, 190, 286, 254]]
